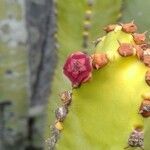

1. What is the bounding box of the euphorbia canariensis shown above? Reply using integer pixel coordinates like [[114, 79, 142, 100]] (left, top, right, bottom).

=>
[[48, 22, 150, 150]]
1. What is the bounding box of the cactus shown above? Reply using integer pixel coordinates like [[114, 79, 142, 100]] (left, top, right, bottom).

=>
[[0, 1, 29, 149], [47, 22, 150, 150], [44, 1, 123, 149]]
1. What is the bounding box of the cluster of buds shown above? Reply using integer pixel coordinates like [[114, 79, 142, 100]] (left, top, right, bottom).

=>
[[104, 21, 150, 118], [54, 91, 72, 131], [105, 21, 150, 68], [63, 22, 149, 89], [63, 51, 110, 87]]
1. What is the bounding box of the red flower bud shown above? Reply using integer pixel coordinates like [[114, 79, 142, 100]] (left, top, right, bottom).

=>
[[63, 52, 92, 87]]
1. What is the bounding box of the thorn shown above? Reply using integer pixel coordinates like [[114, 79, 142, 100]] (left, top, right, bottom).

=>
[[121, 21, 137, 33], [131, 19, 135, 24], [139, 110, 143, 114], [93, 38, 101, 46], [117, 40, 121, 45], [144, 31, 148, 35], [124, 146, 129, 149], [95, 64, 99, 70], [140, 146, 144, 150]]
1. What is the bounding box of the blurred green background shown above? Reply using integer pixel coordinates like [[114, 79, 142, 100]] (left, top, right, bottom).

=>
[[0, 0, 149, 150]]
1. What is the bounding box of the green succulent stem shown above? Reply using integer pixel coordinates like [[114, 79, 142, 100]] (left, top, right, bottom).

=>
[[55, 26, 150, 150]]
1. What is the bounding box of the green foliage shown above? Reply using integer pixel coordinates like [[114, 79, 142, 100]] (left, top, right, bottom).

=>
[[0, 1, 29, 149]]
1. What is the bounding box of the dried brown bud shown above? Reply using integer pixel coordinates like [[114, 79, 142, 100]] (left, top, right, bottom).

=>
[[104, 24, 117, 33], [134, 45, 143, 60], [143, 49, 150, 67], [139, 99, 150, 117], [133, 32, 146, 45], [140, 43, 150, 50], [145, 70, 150, 86], [121, 21, 137, 33], [59, 91, 72, 106], [55, 106, 68, 121], [91, 53, 109, 69], [93, 38, 101, 46], [118, 43, 133, 57], [125, 128, 144, 149]]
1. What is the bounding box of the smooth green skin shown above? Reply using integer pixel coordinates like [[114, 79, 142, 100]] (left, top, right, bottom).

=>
[[96, 29, 150, 149], [45, 0, 122, 147], [57, 58, 148, 150], [45, 1, 87, 146], [56, 29, 150, 150], [95, 28, 133, 55]]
